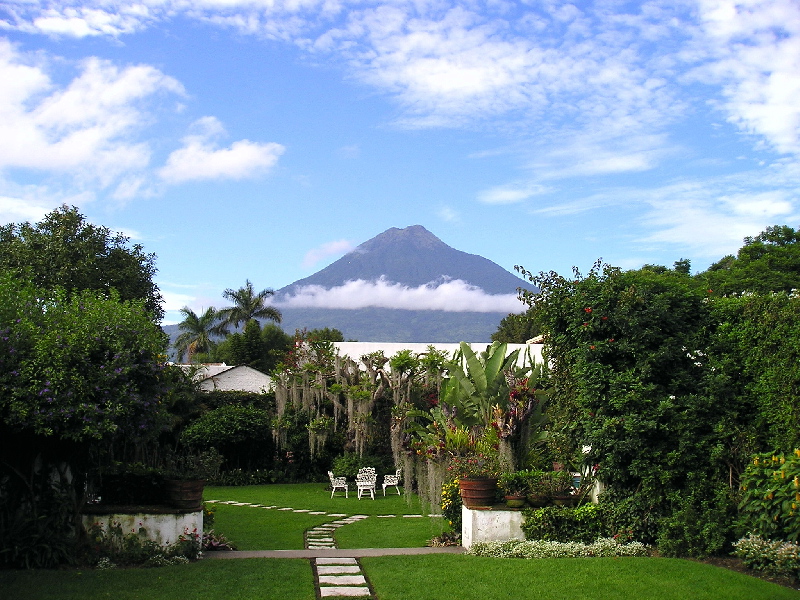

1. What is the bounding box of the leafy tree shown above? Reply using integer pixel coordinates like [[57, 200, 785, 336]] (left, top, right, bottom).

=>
[[0, 205, 163, 320], [214, 321, 292, 373], [492, 309, 540, 343], [218, 279, 281, 330], [518, 261, 739, 555], [174, 306, 227, 363], [0, 274, 169, 567], [307, 327, 345, 342], [697, 225, 800, 294]]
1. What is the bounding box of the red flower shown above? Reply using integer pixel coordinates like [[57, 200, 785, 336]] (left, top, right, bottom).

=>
[[583, 322, 589, 327], [601, 316, 608, 321], [590, 345, 596, 350], [584, 307, 593, 313], [608, 338, 615, 343]]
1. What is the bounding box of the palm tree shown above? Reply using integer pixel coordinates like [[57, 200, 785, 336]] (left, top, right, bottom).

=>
[[174, 306, 227, 363], [218, 279, 282, 330]]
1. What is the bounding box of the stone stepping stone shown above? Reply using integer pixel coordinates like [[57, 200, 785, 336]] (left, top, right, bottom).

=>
[[293, 509, 311, 513], [317, 566, 361, 575], [376, 515, 395, 518], [278, 507, 294, 511], [308, 511, 327, 515], [328, 513, 347, 517], [319, 575, 367, 586], [317, 558, 357, 565], [402, 514, 423, 518], [319, 587, 371, 598]]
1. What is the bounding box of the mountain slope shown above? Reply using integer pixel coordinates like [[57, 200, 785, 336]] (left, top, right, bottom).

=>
[[278, 225, 532, 296]]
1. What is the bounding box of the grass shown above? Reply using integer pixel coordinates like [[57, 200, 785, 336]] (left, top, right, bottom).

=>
[[2, 484, 798, 600], [361, 554, 800, 600], [0, 558, 316, 600], [204, 483, 443, 550]]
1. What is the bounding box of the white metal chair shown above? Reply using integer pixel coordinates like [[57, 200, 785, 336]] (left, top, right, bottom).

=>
[[382, 468, 402, 496], [328, 471, 348, 498], [356, 467, 377, 500]]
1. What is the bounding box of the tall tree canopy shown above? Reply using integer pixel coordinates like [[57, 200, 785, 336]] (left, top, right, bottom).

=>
[[0, 205, 163, 320], [218, 279, 281, 330], [697, 225, 800, 295]]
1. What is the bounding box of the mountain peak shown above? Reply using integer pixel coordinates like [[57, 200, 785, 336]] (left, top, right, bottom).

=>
[[279, 225, 531, 296], [356, 225, 448, 254]]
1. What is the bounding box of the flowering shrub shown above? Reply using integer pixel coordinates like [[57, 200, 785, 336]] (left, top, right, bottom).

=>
[[440, 478, 462, 532], [733, 535, 800, 579], [447, 451, 503, 480], [739, 450, 800, 542], [83, 521, 201, 568], [465, 538, 649, 559]]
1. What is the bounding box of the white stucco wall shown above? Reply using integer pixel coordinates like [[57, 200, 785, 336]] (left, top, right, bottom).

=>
[[82, 510, 203, 548], [461, 506, 526, 549], [198, 365, 272, 393], [332, 342, 543, 369]]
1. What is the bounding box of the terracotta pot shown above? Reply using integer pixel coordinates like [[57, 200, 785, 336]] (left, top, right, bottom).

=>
[[459, 478, 498, 508], [551, 494, 577, 507], [527, 494, 549, 508], [504, 495, 526, 508], [164, 479, 205, 510]]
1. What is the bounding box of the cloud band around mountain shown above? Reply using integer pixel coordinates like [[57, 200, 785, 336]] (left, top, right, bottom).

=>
[[273, 277, 526, 313]]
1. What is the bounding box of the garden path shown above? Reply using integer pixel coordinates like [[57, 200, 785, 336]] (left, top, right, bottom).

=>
[[204, 500, 461, 598]]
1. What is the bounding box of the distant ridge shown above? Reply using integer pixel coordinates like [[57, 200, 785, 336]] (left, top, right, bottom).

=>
[[278, 225, 532, 297]]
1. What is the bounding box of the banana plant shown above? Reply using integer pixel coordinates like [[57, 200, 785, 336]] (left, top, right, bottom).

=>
[[441, 341, 521, 427]]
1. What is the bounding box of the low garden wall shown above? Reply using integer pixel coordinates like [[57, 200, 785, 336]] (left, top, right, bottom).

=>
[[462, 506, 525, 549], [81, 505, 203, 547]]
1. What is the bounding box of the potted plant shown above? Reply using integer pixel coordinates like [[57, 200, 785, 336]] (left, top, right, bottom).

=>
[[163, 449, 223, 510], [449, 450, 503, 508], [522, 469, 551, 507], [549, 469, 577, 506], [499, 471, 528, 508]]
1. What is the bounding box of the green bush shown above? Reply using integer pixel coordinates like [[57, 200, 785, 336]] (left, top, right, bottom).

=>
[[522, 504, 608, 544], [98, 463, 165, 505], [210, 469, 283, 486], [440, 479, 462, 533], [656, 486, 736, 557], [733, 535, 800, 579], [330, 452, 394, 479]]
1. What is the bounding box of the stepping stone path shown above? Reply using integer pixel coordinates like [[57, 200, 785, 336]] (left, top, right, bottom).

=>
[[314, 557, 372, 598], [206, 500, 443, 598]]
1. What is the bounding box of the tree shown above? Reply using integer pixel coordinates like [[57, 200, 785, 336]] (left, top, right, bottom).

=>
[[0, 205, 163, 320], [307, 327, 345, 342], [174, 306, 227, 363], [492, 309, 540, 343], [0, 274, 169, 567], [218, 279, 281, 330], [697, 225, 800, 294]]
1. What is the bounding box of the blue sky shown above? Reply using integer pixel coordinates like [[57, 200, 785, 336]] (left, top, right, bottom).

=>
[[1, 0, 798, 324]]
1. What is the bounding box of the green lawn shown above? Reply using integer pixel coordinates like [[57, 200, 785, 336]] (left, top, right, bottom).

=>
[[1, 484, 798, 600], [362, 555, 800, 600]]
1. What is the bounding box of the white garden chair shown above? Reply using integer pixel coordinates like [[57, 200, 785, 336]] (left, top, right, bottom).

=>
[[382, 468, 402, 496], [356, 467, 377, 500], [328, 471, 348, 498]]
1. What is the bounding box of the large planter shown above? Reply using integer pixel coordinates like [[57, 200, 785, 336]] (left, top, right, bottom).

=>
[[164, 479, 205, 510], [459, 478, 498, 508]]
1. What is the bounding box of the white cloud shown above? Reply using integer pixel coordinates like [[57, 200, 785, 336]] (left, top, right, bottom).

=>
[[158, 116, 285, 183], [0, 38, 183, 186], [437, 206, 460, 223], [478, 183, 551, 205], [694, 0, 800, 155], [274, 277, 525, 313], [302, 239, 355, 268]]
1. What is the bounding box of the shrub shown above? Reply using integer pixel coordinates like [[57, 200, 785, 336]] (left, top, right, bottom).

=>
[[98, 463, 165, 505], [733, 535, 800, 579], [331, 452, 394, 479], [82, 521, 200, 567], [440, 479, 462, 533], [522, 504, 608, 544], [739, 450, 800, 542], [466, 538, 649, 558]]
